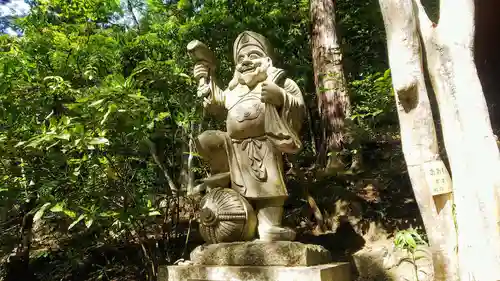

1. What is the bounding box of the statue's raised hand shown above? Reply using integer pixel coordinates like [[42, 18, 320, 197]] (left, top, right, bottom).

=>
[[261, 81, 284, 106], [198, 84, 211, 98], [194, 63, 211, 98]]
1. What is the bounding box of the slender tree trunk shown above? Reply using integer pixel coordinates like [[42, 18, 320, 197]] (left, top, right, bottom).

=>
[[5, 197, 36, 281], [126, 0, 141, 31], [310, 0, 352, 171], [146, 138, 176, 196], [413, 0, 500, 279], [378, 1, 459, 280], [185, 122, 198, 195]]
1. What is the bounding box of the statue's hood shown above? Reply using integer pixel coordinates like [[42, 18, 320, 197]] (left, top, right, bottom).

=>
[[233, 31, 274, 63]]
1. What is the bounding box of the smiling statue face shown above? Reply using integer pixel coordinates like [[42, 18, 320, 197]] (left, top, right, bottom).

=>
[[235, 45, 270, 88]]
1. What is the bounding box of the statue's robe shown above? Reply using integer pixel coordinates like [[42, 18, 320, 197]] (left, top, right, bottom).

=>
[[196, 67, 305, 199]]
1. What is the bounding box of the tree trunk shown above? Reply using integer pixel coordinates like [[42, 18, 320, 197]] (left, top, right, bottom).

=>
[[413, 0, 500, 279], [5, 197, 36, 281], [378, 1, 459, 280], [146, 138, 177, 196], [185, 121, 198, 195], [380, 0, 500, 279], [310, 0, 352, 171]]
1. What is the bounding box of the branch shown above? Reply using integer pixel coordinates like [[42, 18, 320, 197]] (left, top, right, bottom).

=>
[[145, 138, 177, 196], [186, 122, 197, 194], [126, 0, 141, 31], [104, 154, 128, 184]]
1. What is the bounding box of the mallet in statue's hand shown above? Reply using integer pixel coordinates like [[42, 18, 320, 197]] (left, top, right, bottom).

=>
[[187, 40, 217, 98]]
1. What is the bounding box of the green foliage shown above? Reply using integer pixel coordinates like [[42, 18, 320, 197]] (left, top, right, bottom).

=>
[[0, 1, 204, 273], [336, 0, 388, 75], [394, 228, 427, 253], [394, 229, 428, 281], [350, 68, 397, 140]]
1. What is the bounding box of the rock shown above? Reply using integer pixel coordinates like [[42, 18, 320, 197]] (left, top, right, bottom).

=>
[[190, 241, 333, 266], [352, 239, 433, 281]]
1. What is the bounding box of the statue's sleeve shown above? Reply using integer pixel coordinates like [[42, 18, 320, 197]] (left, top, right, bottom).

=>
[[203, 82, 226, 118], [282, 78, 306, 138], [265, 78, 306, 154]]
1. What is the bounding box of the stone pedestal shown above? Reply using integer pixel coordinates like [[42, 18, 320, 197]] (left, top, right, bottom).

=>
[[159, 241, 352, 281], [190, 241, 333, 266], [161, 263, 351, 281]]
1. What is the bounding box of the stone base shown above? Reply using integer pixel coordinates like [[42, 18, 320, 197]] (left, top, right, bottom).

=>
[[190, 241, 332, 266], [160, 262, 351, 281]]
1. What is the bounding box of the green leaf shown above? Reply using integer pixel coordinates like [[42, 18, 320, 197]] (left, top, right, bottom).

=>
[[68, 214, 86, 230], [85, 218, 94, 228], [127, 94, 149, 101], [90, 99, 105, 107], [50, 202, 64, 212], [177, 0, 190, 9], [157, 111, 171, 120], [147, 121, 155, 130], [89, 137, 109, 145], [74, 124, 84, 134], [101, 104, 117, 125], [61, 116, 71, 126], [56, 133, 71, 141], [76, 96, 89, 103], [383, 68, 391, 79], [0, 188, 8, 192], [404, 232, 417, 246], [182, 151, 203, 158], [99, 211, 119, 217], [148, 211, 161, 216], [63, 209, 77, 219], [34, 203, 52, 222], [14, 141, 25, 147]]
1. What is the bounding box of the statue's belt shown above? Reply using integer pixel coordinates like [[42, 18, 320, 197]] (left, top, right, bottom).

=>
[[231, 135, 267, 148]]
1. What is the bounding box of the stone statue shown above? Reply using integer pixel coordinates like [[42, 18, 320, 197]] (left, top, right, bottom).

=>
[[188, 31, 306, 242], [164, 31, 350, 281]]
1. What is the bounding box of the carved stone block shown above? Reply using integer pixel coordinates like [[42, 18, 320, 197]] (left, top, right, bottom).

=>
[[160, 263, 351, 281], [189, 241, 332, 266]]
